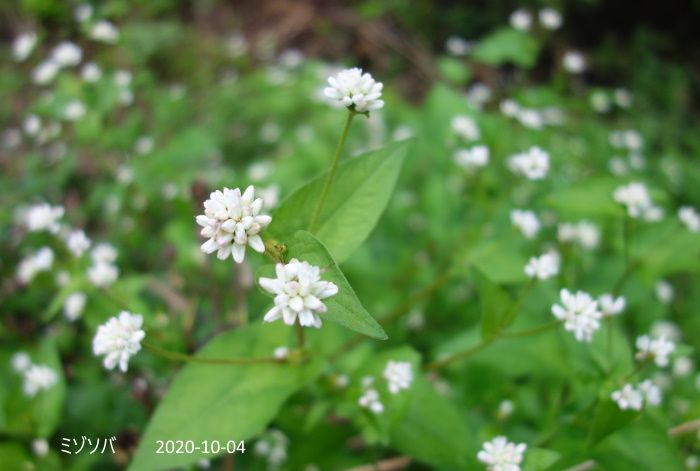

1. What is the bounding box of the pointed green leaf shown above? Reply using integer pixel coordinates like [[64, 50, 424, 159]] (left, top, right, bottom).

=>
[[474, 269, 515, 340], [128, 323, 323, 471], [268, 141, 409, 263]]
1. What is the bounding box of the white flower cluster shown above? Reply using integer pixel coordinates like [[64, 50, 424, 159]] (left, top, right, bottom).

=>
[[524, 250, 560, 280], [358, 376, 384, 414], [655, 280, 674, 304], [93, 311, 146, 372], [196, 186, 272, 264], [557, 221, 600, 250], [17, 247, 54, 283], [551, 289, 602, 342], [451, 115, 480, 141], [510, 209, 541, 239], [90, 20, 119, 43], [323, 68, 384, 113], [383, 360, 414, 394], [253, 429, 288, 468], [562, 51, 586, 74], [611, 380, 662, 410], [610, 130, 643, 151], [87, 243, 119, 287], [11, 353, 59, 397], [64, 292, 87, 321], [598, 294, 625, 317], [635, 334, 676, 367], [23, 203, 65, 233], [65, 229, 91, 257], [613, 182, 663, 220], [13, 32, 38, 62], [678, 206, 700, 232], [507, 147, 550, 180], [477, 436, 527, 471], [454, 145, 489, 170], [259, 259, 339, 329], [500, 100, 565, 130]]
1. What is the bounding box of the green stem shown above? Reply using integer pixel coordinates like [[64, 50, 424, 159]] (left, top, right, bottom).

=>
[[143, 342, 282, 366], [308, 110, 356, 232], [425, 340, 492, 370], [620, 359, 650, 384], [295, 322, 305, 349]]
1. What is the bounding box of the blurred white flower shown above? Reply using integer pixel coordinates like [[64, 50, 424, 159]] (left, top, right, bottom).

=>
[[678, 206, 700, 232], [92, 243, 118, 263], [65, 229, 91, 257], [13, 32, 38, 61], [259, 259, 339, 328], [508, 147, 550, 180], [614, 88, 633, 108], [539, 8, 562, 30], [258, 185, 280, 209], [23, 364, 58, 397], [611, 383, 643, 410], [655, 280, 674, 304], [613, 182, 658, 219], [24, 203, 64, 233], [516, 108, 543, 130], [638, 379, 662, 406], [90, 20, 119, 43], [51, 42, 82, 67], [454, 145, 489, 169], [466, 83, 492, 110], [63, 100, 86, 121], [11, 352, 32, 372], [134, 136, 154, 155], [477, 436, 527, 471], [2, 128, 22, 149], [509, 9, 532, 31], [497, 400, 514, 419], [651, 320, 680, 341], [358, 386, 384, 414], [93, 311, 145, 372], [254, 430, 288, 467], [17, 247, 54, 283], [525, 250, 560, 280], [81, 62, 102, 82], [383, 360, 413, 394], [500, 99, 520, 117], [589, 90, 611, 113], [32, 60, 60, 85], [278, 48, 304, 68], [445, 36, 473, 56], [551, 289, 602, 342], [451, 115, 480, 141], [673, 357, 693, 377], [610, 130, 643, 151], [563, 51, 586, 74], [259, 121, 281, 143], [114, 69, 132, 88], [74, 3, 93, 22], [64, 292, 87, 321], [87, 262, 119, 287], [598, 294, 625, 317], [23, 115, 42, 136], [273, 346, 289, 360], [196, 186, 272, 263], [636, 335, 675, 367], [510, 209, 541, 239], [224, 33, 247, 58], [557, 221, 600, 250], [324, 68, 384, 113], [32, 438, 49, 457]]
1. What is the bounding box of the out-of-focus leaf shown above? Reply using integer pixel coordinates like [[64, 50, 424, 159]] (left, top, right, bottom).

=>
[[473, 28, 540, 68], [474, 269, 515, 340]]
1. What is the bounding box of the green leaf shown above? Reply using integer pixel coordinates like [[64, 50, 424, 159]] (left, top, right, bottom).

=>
[[523, 448, 561, 471], [543, 177, 625, 219], [268, 141, 409, 263], [266, 230, 387, 340], [466, 239, 529, 284], [588, 397, 639, 446], [474, 269, 515, 340], [438, 57, 471, 85], [128, 323, 323, 471], [472, 28, 540, 68]]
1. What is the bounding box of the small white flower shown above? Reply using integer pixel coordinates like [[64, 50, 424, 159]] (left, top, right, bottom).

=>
[[551, 289, 602, 342], [508, 147, 550, 180], [563, 51, 586, 74], [259, 259, 339, 328], [673, 357, 693, 377], [358, 388, 384, 414], [638, 379, 662, 406], [467, 83, 492, 109], [90, 20, 119, 43], [23, 364, 58, 397], [678, 206, 700, 232], [23, 115, 42, 137], [17, 247, 54, 283], [24, 203, 64, 233], [196, 186, 272, 264], [651, 320, 680, 341], [383, 360, 413, 394], [51, 41, 82, 68], [81, 62, 102, 82], [613, 182, 655, 219], [655, 280, 674, 304], [74, 3, 93, 22], [11, 352, 32, 372], [64, 292, 87, 321], [614, 88, 633, 108], [273, 346, 289, 360], [445, 36, 473, 56], [134, 136, 154, 155], [114, 69, 132, 88], [611, 383, 643, 410], [539, 8, 562, 30], [32, 60, 60, 85], [636, 335, 675, 367], [497, 400, 514, 419], [451, 115, 480, 141], [32, 438, 49, 457], [500, 99, 520, 117], [477, 436, 527, 471], [87, 262, 119, 287], [590, 90, 611, 113], [509, 9, 532, 31], [524, 250, 560, 280], [93, 311, 145, 372], [13, 32, 38, 61], [510, 209, 540, 239], [455, 145, 489, 169], [516, 108, 543, 130], [91, 243, 118, 263], [65, 229, 91, 257], [323, 67, 384, 113], [598, 294, 625, 317], [63, 100, 86, 121]]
